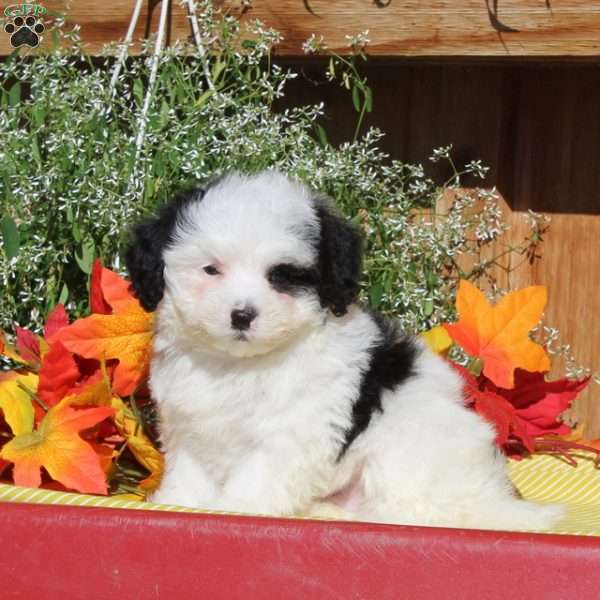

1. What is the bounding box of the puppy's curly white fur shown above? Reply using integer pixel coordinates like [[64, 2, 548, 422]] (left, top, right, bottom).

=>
[[126, 171, 563, 530]]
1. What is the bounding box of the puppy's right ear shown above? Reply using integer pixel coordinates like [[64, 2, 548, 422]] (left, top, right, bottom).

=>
[[125, 188, 203, 312]]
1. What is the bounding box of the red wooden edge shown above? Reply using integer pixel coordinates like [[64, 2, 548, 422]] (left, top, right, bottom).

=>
[[2, 501, 600, 599]]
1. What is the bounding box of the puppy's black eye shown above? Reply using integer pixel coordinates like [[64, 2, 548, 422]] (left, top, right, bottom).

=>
[[203, 265, 220, 276], [267, 263, 318, 293]]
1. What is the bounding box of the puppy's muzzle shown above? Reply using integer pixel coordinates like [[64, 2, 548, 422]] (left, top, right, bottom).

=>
[[231, 306, 258, 331]]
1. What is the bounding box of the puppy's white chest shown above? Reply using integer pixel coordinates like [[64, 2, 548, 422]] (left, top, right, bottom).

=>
[[150, 341, 361, 481]]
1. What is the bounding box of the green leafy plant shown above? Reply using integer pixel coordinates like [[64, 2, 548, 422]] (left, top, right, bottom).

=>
[[0, 2, 549, 340]]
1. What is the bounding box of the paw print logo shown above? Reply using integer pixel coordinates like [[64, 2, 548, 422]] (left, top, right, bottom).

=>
[[4, 15, 45, 48]]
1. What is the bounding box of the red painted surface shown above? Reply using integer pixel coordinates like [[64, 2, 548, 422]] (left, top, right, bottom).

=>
[[2, 502, 599, 599]]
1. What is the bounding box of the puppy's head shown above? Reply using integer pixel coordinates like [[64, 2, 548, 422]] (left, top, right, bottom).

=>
[[126, 171, 362, 357]]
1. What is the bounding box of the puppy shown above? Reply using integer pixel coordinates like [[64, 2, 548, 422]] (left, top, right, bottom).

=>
[[126, 171, 563, 531]]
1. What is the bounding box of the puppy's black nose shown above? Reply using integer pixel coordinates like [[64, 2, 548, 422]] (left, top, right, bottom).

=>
[[231, 307, 257, 331]]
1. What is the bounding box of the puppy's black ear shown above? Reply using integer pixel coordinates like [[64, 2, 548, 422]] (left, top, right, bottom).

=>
[[315, 201, 363, 317], [125, 188, 203, 312]]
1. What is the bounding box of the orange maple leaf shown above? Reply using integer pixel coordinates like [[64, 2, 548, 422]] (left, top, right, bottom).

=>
[[55, 264, 154, 396], [64, 373, 164, 493], [0, 400, 114, 494], [444, 280, 550, 389]]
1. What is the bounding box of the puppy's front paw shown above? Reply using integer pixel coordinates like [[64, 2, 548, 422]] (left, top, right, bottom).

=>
[[148, 486, 198, 508], [211, 496, 270, 516], [527, 502, 566, 530], [302, 501, 352, 521], [150, 482, 219, 510]]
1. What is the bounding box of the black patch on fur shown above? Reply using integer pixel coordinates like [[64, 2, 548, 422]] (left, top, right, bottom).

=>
[[314, 201, 363, 317], [125, 187, 204, 311], [338, 314, 420, 459], [267, 263, 320, 294]]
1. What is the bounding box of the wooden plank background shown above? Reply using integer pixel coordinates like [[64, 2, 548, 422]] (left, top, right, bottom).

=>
[[222, 0, 600, 57], [1, 2, 598, 431], [1, 1, 600, 56], [277, 61, 600, 434]]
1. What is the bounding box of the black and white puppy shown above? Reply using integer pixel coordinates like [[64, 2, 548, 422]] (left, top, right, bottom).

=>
[[126, 171, 562, 530]]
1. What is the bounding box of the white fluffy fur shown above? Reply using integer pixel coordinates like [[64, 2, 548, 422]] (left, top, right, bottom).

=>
[[148, 171, 563, 531]]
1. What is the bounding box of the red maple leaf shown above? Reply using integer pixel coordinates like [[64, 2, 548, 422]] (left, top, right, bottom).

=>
[[453, 362, 590, 458], [90, 259, 112, 315], [36, 341, 81, 415], [44, 304, 70, 340], [90, 259, 133, 315], [485, 369, 590, 438], [455, 364, 535, 453], [15, 326, 41, 367]]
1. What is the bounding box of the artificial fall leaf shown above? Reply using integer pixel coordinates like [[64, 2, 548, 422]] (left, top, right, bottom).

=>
[[561, 423, 587, 443], [0, 371, 37, 435], [536, 422, 600, 467], [0, 331, 24, 363], [66, 375, 113, 408], [15, 326, 41, 367], [420, 325, 452, 354], [90, 259, 112, 315], [492, 369, 588, 410], [55, 265, 153, 396], [0, 458, 10, 477], [0, 400, 114, 494], [90, 259, 136, 315], [56, 312, 153, 396], [498, 369, 590, 436], [87, 441, 117, 475], [454, 364, 534, 453], [444, 280, 550, 389], [472, 387, 534, 452], [111, 396, 164, 493], [560, 425, 600, 452], [37, 341, 80, 413], [487, 369, 590, 438], [43, 304, 69, 341]]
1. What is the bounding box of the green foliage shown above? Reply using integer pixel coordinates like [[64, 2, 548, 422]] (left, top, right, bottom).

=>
[[0, 2, 543, 335]]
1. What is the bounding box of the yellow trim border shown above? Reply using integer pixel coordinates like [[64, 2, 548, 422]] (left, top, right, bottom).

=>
[[1, 453, 600, 535]]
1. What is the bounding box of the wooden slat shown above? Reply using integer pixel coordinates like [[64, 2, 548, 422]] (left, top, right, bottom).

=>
[[223, 0, 600, 57], [1, 1, 600, 56], [1, 7, 598, 429], [278, 61, 600, 434], [0, 1, 193, 56]]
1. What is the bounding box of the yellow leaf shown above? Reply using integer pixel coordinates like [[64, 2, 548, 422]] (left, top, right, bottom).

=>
[[65, 376, 113, 408], [0, 399, 114, 493], [111, 396, 164, 493], [420, 326, 452, 354], [0, 371, 37, 435]]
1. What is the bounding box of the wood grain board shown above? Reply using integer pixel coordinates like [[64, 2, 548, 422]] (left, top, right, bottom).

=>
[[1, 1, 600, 56], [277, 61, 600, 434], [0, 4, 598, 429], [220, 0, 600, 57]]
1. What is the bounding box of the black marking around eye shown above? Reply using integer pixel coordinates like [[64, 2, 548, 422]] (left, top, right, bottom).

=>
[[267, 263, 319, 294]]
